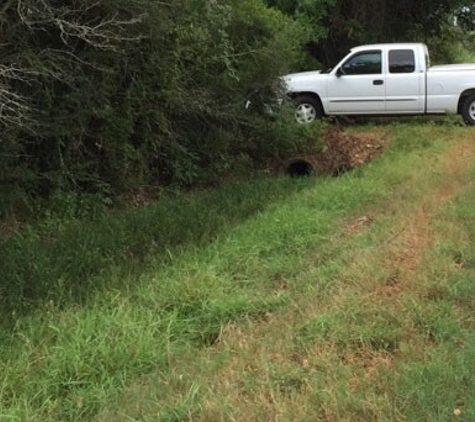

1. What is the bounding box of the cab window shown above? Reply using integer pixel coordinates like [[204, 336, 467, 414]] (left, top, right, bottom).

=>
[[341, 50, 382, 75], [389, 49, 416, 73]]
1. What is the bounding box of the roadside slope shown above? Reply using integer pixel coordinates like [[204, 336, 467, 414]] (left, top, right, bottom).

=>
[[2, 123, 475, 421], [97, 125, 475, 421]]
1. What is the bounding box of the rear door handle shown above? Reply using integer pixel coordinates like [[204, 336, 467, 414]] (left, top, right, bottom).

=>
[[373, 80, 384, 85]]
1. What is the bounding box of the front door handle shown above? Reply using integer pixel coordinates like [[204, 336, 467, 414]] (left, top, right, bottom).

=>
[[373, 80, 384, 85]]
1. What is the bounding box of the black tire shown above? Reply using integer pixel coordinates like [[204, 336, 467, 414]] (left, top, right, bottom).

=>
[[293, 95, 323, 124], [462, 94, 475, 126]]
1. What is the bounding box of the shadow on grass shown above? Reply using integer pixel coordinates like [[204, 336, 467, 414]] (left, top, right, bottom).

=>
[[0, 176, 314, 321]]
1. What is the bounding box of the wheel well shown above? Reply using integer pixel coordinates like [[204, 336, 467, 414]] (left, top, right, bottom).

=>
[[289, 92, 324, 114], [458, 89, 475, 114]]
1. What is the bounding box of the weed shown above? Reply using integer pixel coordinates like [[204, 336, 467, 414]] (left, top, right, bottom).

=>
[[1, 123, 475, 420]]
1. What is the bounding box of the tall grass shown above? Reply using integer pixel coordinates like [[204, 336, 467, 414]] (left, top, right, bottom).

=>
[[0, 177, 317, 318], [1, 121, 474, 420]]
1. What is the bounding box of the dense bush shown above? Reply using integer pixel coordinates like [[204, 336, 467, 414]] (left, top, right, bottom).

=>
[[0, 0, 309, 214], [1, 0, 469, 216]]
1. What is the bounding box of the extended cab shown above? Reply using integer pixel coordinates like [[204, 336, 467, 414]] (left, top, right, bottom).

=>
[[283, 43, 475, 125]]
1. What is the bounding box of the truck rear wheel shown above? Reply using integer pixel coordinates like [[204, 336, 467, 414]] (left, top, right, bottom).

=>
[[294, 95, 323, 124], [462, 94, 475, 125]]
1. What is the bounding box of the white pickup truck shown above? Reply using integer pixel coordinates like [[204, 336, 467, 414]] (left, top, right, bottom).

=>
[[283, 43, 475, 125]]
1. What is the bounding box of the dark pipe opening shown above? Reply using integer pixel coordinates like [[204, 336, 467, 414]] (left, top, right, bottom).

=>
[[286, 159, 314, 177]]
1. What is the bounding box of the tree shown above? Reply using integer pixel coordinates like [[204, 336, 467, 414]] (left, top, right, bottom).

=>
[[0, 0, 306, 208], [266, 0, 468, 66], [456, 5, 475, 30]]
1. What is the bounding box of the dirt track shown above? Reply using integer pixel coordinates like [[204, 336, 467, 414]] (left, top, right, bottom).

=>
[[202, 131, 475, 420]]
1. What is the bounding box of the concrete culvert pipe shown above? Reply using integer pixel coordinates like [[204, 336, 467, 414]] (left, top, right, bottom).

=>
[[284, 158, 315, 177]]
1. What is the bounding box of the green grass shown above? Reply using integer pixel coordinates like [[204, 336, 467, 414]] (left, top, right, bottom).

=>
[[1, 120, 475, 420], [0, 176, 316, 317]]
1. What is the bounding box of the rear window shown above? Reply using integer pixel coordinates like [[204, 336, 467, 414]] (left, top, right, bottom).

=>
[[389, 50, 415, 74]]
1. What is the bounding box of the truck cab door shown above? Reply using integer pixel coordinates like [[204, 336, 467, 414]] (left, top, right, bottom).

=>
[[385, 49, 425, 113], [327, 50, 386, 114]]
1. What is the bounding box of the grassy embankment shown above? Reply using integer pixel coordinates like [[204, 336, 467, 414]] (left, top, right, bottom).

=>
[[1, 120, 475, 421]]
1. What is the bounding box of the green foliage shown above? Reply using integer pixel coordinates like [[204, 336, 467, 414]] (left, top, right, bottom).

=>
[[0, 0, 308, 206], [1, 0, 472, 212], [455, 4, 475, 31], [267, 0, 467, 66], [0, 175, 315, 315]]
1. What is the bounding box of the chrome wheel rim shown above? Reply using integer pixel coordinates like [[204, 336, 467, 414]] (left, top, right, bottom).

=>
[[469, 101, 475, 121], [295, 103, 317, 123]]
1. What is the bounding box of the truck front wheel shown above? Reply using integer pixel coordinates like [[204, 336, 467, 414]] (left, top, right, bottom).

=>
[[462, 94, 475, 125], [294, 95, 323, 124]]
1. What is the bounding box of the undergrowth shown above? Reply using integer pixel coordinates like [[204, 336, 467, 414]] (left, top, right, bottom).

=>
[[1, 120, 474, 421]]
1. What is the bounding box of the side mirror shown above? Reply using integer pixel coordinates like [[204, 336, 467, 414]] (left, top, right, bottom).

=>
[[336, 67, 344, 77]]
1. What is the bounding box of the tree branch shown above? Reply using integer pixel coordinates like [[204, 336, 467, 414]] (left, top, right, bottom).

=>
[[17, 0, 147, 51], [1, 0, 146, 131]]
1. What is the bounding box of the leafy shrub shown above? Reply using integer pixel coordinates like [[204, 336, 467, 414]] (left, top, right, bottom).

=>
[[0, 0, 310, 210]]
